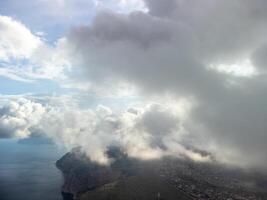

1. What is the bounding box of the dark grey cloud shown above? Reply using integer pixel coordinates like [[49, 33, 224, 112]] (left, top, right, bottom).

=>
[[145, 0, 177, 17], [138, 104, 178, 136], [252, 44, 267, 72], [136, 103, 180, 149], [73, 11, 172, 47]]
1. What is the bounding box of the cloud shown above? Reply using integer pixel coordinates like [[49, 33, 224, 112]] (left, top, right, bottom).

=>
[[0, 0, 143, 38], [1, 0, 267, 169], [0, 68, 34, 82], [0, 15, 41, 61], [0, 15, 70, 81], [252, 44, 267, 73], [145, 0, 177, 17], [39, 101, 191, 164], [0, 98, 45, 138], [95, 0, 146, 13], [55, 0, 267, 169], [64, 0, 267, 93], [0, 96, 209, 165]]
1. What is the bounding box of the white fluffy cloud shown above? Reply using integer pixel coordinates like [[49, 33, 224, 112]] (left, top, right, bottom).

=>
[[40, 100, 193, 164], [0, 15, 70, 81], [0, 98, 45, 138], [0, 16, 42, 61], [0, 96, 210, 165]]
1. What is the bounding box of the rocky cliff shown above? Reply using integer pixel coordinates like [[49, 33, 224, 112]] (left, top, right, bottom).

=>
[[56, 147, 136, 199]]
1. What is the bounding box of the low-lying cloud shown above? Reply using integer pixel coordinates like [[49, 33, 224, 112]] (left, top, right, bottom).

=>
[[0, 97, 211, 165]]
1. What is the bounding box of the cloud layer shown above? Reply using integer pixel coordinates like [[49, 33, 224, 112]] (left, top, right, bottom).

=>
[[60, 0, 267, 168], [0, 97, 210, 165], [1, 0, 267, 169]]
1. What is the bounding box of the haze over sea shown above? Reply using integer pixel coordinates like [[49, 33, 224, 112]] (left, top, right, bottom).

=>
[[0, 139, 64, 200]]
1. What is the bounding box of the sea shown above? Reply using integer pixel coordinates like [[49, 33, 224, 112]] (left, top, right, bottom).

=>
[[0, 139, 65, 200]]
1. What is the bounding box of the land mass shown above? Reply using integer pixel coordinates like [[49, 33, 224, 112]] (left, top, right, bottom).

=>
[[56, 147, 267, 200]]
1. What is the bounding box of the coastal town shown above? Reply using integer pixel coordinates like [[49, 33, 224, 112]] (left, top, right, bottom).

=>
[[159, 159, 267, 200]]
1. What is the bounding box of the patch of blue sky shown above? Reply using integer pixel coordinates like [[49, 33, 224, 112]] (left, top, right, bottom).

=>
[[0, 0, 97, 43], [0, 76, 66, 95], [76, 93, 140, 110]]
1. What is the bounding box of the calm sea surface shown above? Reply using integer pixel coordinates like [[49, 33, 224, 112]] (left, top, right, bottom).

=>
[[0, 139, 65, 200]]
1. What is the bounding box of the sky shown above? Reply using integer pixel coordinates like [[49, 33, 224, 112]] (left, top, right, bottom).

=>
[[1, 0, 267, 169]]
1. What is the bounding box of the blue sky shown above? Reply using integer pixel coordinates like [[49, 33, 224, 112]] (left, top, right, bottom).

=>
[[0, 77, 63, 94]]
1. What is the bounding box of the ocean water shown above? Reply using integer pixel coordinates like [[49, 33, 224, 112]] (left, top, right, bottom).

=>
[[0, 139, 65, 200]]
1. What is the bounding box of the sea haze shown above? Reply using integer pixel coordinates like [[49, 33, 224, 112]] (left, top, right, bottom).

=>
[[0, 139, 64, 200]]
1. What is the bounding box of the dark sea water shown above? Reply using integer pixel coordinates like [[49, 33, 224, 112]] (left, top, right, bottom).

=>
[[0, 139, 65, 200]]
